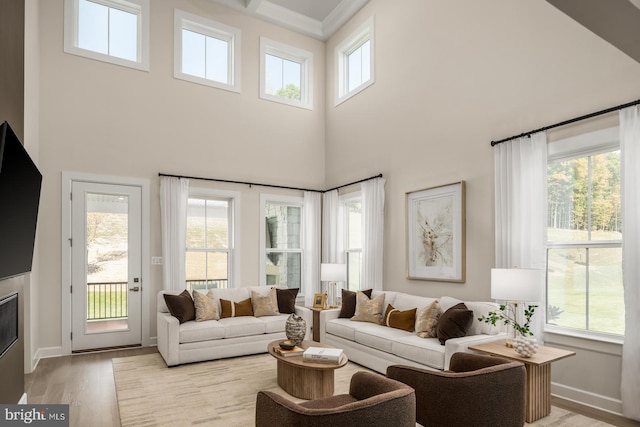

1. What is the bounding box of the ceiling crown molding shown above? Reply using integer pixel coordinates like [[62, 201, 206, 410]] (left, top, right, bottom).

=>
[[209, 0, 369, 41]]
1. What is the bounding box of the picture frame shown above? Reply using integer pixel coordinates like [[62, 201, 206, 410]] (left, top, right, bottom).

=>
[[312, 293, 326, 309], [406, 181, 466, 282]]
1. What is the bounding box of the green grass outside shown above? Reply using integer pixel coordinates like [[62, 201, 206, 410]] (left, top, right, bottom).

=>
[[86, 289, 128, 320]]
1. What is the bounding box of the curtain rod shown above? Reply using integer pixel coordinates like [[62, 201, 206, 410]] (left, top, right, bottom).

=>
[[490, 97, 640, 147], [158, 173, 383, 194]]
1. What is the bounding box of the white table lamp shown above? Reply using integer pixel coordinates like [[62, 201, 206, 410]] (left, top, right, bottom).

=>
[[321, 263, 346, 308]]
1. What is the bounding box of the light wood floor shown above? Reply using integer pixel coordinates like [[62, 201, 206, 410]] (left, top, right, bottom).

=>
[[24, 346, 640, 427]]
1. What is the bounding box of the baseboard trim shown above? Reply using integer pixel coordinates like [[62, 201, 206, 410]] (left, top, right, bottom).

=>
[[552, 381, 623, 415]]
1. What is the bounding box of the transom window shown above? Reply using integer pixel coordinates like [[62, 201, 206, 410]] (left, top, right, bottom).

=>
[[546, 127, 623, 338], [335, 17, 375, 106], [260, 38, 313, 110], [262, 197, 304, 288], [174, 10, 241, 93], [186, 196, 233, 290], [64, 0, 150, 70]]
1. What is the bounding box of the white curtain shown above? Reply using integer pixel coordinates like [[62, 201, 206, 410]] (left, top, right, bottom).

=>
[[160, 176, 189, 290], [361, 177, 385, 291], [620, 106, 640, 421], [321, 190, 341, 264], [494, 132, 547, 338], [303, 191, 322, 306]]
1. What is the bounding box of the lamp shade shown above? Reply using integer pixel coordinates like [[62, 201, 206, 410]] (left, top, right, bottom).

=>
[[320, 263, 347, 282], [491, 268, 543, 302]]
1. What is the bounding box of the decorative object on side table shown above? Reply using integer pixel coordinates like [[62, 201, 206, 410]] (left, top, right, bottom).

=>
[[312, 293, 326, 309], [478, 267, 543, 352], [320, 263, 347, 308], [285, 313, 307, 346]]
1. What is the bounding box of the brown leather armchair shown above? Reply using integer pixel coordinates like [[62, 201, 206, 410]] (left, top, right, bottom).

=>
[[387, 352, 526, 427], [255, 371, 416, 427]]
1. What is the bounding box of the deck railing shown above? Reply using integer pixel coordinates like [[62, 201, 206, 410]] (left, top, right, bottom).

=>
[[186, 279, 228, 290], [87, 282, 128, 320]]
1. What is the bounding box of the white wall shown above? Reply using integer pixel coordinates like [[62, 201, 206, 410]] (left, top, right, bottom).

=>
[[34, 0, 325, 355], [325, 0, 640, 416]]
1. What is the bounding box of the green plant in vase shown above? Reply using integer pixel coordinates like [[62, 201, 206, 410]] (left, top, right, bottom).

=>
[[478, 303, 538, 342]]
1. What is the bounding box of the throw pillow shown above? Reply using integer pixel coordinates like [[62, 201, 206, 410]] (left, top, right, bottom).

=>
[[383, 304, 417, 332], [275, 288, 299, 314], [163, 290, 195, 324], [351, 292, 385, 324], [339, 288, 373, 318], [415, 300, 443, 338], [193, 290, 219, 321], [436, 302, 473, 345], [252, 288, 280, 317], [220, 298, 254, 318]]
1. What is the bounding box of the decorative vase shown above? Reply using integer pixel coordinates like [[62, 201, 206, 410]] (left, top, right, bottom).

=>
[[514, 336, 538, 358], [285, 313, 307, 346]]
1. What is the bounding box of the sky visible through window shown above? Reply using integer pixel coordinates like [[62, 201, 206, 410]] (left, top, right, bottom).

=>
[[182, 29, 229, 83], [78, 0, 137, 61], [348, 40, 370, 92], [265, 54, 301, 98]]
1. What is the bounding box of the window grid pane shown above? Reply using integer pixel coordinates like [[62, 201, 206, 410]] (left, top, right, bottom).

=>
[[78, 0, 109, 54], [265, 204, 301, 249], [266, 252, 301, 288], [265, 54, 301, 101], [109, 7, 137, 61]]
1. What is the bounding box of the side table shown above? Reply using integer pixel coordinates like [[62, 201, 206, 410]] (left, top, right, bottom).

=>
[[310, 307, 324, 342], [469, 339, 575, 422]]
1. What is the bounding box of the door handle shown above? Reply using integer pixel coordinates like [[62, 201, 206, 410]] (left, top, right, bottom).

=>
[[129, 286, 140, 292]]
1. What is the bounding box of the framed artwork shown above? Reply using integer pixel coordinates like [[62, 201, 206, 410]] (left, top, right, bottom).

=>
[[313, 293, 326, 309], [406, 181, 466, 282]]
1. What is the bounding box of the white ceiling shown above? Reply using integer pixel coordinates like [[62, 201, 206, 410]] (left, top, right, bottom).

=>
[[208, 0, 370, 40]]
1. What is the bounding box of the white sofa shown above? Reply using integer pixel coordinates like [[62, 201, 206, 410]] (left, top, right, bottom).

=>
[[157, 286, 312, 366], [319, 291, 506, 373]]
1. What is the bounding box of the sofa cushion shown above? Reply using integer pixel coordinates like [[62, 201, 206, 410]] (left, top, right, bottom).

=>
[[326, 318, 372, 341], [383, 304, 417, 332], [392, 335, 446, 370], [179, 319, 226, 343], [193, 290, 219, 321], [276, 288, 299, 314], [391, 293, 436, 313], [415, 300, 442, 338], [252, 288, 280, 317], [437, 302, 473, 344], [339, 288, 372, 318], [259, 314, 288, 334], [220, 298, 254, 318], [218, 316, 266, 338], [354, 324, 412, 353], [352, 292, 385, 324], [163, 290, 195, 324]]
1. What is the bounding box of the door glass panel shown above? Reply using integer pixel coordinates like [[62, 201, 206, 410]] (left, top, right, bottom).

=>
[[86, 193, 129, 333]]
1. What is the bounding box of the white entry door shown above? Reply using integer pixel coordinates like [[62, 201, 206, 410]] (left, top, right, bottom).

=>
[[71, 181, 142, 351]]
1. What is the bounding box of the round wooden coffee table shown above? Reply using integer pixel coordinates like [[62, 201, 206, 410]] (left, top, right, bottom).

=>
[[268, 340, 348, 400]]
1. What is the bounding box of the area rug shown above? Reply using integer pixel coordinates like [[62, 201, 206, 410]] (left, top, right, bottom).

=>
[[112, 352, 613, 427]]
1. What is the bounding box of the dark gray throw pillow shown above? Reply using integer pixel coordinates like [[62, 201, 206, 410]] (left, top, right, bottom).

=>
[[163, 289, 195, 324], [339, 288, 373, 318], [436, 302, 473, 345], [276, 288, 299, 314]]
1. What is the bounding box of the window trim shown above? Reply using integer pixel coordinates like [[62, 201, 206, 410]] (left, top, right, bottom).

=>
[[259, 37, 313, 110], [335, 16, 375, 106], [63, 0, 150, 71], [260, 194, 304, 288], [174, 9, 242, 93], [545, 126, 623, 340], [187, 188, 240, 288]]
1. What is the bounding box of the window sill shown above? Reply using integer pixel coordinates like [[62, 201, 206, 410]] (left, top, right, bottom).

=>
[[544, 326, 623, 356]]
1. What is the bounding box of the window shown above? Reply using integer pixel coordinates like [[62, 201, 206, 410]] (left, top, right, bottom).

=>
[[64, 0, 150, 71], [260, 38, 313, 110], [335, 17, 374, 106], [261, 196, 303, 288], [174, 10, 241, 93], [185, 194, 235, 290], [546, 127, 623, 338], [342, 195, 362, 291]]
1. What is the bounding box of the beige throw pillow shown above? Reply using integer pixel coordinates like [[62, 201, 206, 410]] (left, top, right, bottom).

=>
[[252, 288, 280, 317], [193, 290, 219, 321], [415, 300, 442, 338], [351, 292, 385, 324]]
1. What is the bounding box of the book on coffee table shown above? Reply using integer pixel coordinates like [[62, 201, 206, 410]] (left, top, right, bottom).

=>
[[302, 347, 343, 363], [274, 346, 305, 357]]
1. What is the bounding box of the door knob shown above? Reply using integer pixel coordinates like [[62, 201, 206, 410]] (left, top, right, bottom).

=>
[[129, 286, 140, 292]]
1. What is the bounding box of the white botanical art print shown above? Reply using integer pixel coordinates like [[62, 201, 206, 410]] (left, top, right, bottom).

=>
[[406, 182, 465, 282], [416, 195, 454, 267]]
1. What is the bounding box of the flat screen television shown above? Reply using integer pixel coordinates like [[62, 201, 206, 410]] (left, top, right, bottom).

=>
[[0, 121, 42, 281]]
